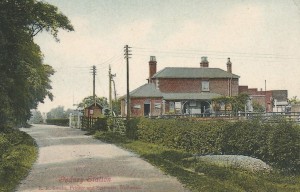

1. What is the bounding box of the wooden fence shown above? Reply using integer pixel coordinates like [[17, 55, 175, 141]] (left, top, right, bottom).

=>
[[81, 116, 99, 129]]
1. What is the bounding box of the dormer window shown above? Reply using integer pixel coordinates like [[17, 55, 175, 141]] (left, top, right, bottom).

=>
[[202, 80, 209, 92]]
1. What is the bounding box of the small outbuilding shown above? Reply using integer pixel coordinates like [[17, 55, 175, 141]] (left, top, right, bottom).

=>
[[84, 103, 103, 118]]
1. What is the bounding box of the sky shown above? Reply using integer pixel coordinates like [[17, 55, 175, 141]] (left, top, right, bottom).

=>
[[35, 0, 300, 113]]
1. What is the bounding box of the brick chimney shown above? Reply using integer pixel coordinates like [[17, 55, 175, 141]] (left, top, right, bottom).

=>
[[200, 56, 209, 68], [149, 56, 157, 83], [227, 57, 232, 73]]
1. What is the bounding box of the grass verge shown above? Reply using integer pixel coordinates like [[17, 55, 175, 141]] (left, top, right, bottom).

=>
[[0, 129, 38, 192], [94, 131, 300, 192]]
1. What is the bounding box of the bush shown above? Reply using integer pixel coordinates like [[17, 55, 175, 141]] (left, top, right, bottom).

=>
[[0, 134, 11, 157], [220, 120, 270, 158], [126, 118, 140, 140], [137, 118, 225, 154], [0, 130, 37, 191], [136, 117, 300, 173], [92, 118, 108, 131], [266, 120, 300, 172], [46, 118, 69, 126]]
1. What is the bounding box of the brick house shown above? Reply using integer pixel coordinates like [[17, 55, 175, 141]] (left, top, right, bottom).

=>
[[239, 86, 288, 112], [121, 56, 240, 117]]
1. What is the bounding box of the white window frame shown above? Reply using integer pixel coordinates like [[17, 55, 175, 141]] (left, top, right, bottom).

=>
[[202, 80, 210, 92]]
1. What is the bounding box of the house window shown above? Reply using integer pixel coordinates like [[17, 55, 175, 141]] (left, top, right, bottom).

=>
[[202, 80, 209, 92], [133, 104, 141, 109], [154, 103, 161, 109]]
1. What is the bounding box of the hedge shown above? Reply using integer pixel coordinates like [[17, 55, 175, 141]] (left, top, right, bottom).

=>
[[46, 118, 69, 126], [0, 130, 38, 191], [92, 118, 108, 131], [134, 117, 300, 172]]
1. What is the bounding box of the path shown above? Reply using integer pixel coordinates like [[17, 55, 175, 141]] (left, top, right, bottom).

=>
[[16, 124, 188, 192]]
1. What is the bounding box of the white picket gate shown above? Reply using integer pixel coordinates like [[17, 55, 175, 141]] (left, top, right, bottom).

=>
[[69, 113, 82, 129]]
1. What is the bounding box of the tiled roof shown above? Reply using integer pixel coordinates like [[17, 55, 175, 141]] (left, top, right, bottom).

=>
[[121, 83, 221, 100], [152, 67, 240, 79], [127, 83, 163, 98], [162, 92, 221, 100]]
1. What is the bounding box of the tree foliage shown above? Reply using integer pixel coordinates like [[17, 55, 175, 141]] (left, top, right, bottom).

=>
[[28, 110, 43, 124], [46, 106, 76, 119], [252, 101, 265, 112], [78, 95, 109, 109], [288, 96, 300, 104], [0, 0, 73, 129], [112, 99, 121, 116], [47, 106, 66, 119], [212, 93, 249, 114]]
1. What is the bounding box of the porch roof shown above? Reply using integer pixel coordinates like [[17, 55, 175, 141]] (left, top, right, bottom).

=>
[[162, 92, 221, 100]]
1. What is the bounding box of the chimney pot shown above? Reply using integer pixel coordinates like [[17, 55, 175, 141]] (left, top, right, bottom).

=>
[[200, 56, 209, 68], [150, 56, 156, 61]]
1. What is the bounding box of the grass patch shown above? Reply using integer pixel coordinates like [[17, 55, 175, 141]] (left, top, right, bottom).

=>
[[0, 129, 38, 192], [94, 131, 300, 192]]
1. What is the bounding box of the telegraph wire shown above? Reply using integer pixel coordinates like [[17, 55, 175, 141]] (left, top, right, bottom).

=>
[[132, 46, 293, 57], [132, 46, 299, 60]]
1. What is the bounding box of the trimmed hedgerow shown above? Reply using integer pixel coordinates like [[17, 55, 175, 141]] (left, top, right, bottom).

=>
[[125, 118, 141, 140], [46, 118, 69, 126], [135, 117, 300, 172], [137, 118, 226, 154]]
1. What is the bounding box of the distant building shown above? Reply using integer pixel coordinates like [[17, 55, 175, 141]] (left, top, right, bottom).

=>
[[291, 104, 300, 113], [239, 86, 288, 112], [121, 56, 240, 117], [84, 103, 103, 118]]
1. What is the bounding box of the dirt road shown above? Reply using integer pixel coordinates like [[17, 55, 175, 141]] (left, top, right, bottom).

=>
[[16, 124, 188, 192]]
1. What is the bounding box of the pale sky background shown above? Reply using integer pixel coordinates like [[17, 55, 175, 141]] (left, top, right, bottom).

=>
[[35, 0, 300, 113]]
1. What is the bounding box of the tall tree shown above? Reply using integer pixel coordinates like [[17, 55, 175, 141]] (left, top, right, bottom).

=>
[[28, 110, 43, 124], [78, 95, 109, 109], [47, 106, 66, 119], [0, 0, 74, 129]]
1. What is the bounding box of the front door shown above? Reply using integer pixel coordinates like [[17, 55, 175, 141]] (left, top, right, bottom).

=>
[[144, 104, 150, 116]]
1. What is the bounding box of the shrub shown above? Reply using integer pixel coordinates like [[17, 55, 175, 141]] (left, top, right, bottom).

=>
[[126, 118, 141, 140], [0, 134, 11, 157], [46, 118, 69, 126], [137, 118, 225, 154], [0, 130, 37, 191], [135, 117, 300, 173], [220, 120, 270, 158], [92, 118, 108, 131], [266, 120, 300, 172]]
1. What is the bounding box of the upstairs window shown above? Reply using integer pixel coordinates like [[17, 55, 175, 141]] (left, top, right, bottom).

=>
[[202, 80, 209, 92]]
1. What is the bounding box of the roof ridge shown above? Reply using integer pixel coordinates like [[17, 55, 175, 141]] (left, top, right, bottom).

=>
[[153, 67, 240, 78], [152, 67, 167, 77]]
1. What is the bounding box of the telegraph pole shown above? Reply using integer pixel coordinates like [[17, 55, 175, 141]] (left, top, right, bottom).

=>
[[91, 65, 97, 106], [109, 65, 112, 114], [112, 79, 117, 101], [124, 45, 131, 119], [109, 65, 116, 115], [265, 80, 267, 112]]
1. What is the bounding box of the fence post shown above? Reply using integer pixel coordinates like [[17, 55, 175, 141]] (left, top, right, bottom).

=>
[[69, 113, 72, 128], [77, 113, 81, 129]]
